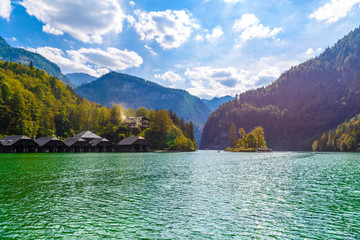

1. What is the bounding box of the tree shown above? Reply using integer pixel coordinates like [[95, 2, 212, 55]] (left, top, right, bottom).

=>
[[29, 61, 34, 69], [188, 121, 194, 140], [109, 104, 122, 126], [229, 123, 237, 148], [136, 107, 149, 118], [252, 126, 267, 148], [152, 110, 172, 136], [245, 133, 258, 149], [126, 108, 136, 117]]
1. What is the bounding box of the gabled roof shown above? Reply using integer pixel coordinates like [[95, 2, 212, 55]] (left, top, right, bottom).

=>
[[118, 136, 148, 146], [0, 135, 33, 146], [73, 131, 102, 139], [35, 137, 63, 147], [63, 137, 89, 147], [89, 137, 111, 147]]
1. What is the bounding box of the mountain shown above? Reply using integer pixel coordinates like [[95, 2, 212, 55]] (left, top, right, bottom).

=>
[[202, 95, 234, 112], [0, 36, 70, 84], [201, 26, 360, 150], [75, 72, 211, 142], [66, 73, 97, 87]]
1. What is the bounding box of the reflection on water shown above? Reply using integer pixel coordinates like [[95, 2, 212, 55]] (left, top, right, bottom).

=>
[[0, 151, 359, 238]]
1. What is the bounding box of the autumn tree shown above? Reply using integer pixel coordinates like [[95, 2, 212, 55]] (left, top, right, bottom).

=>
[[245, 133, 258, 149], [229, 123, 237, 148], [237, 128, 246, 148], [136, 107, 149, 118], [252, 126, 267, 148]]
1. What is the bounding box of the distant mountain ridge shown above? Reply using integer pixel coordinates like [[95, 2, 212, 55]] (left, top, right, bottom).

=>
[[66, 73, 97, 87], [202, 95, 234, 112], [0, 36, 70, 84], [75, 72, 211, 142], [201, 26, 360, 150]]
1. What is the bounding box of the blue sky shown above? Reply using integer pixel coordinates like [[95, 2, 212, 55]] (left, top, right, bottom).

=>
[[1, 0, 360, 99]]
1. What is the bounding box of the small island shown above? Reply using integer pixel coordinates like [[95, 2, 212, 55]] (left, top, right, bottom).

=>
[[225, 124, 270, 152]]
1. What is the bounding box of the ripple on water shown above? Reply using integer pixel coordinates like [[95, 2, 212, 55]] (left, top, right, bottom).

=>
[[0, 151, 359, 239]]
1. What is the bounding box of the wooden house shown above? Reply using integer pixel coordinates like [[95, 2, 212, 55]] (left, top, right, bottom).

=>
[[117, 136, 151, 152], [125, 117, 150, 129], [72, 131, 103, 142], [35, 137, 67, 153], [63, 137, 91, 152], [89, 138, 114, 152], [0, 135, 38, 153]]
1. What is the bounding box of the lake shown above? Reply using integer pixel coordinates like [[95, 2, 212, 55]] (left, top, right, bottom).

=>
[[0, 151, 359, 239]]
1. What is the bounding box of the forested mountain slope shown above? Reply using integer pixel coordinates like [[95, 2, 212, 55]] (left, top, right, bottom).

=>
[[201, 26, 360, 150], [0, 36, 70, 84], [75, 72, 211, 142]]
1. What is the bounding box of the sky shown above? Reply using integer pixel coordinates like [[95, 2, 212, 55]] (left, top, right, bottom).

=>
[[1, 0, 360, 99]]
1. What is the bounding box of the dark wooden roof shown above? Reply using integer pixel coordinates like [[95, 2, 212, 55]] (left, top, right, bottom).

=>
[[0, 135, 34, 146], [118, 136, 149, 146], [73, 131, 102, 140], [89, 137, 112, 147], [35, 137, 64, 147], [63, 137, 89, 147]]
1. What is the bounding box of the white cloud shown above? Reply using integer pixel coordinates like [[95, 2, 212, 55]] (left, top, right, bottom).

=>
[[5, 36, 17, 42], [233, 14, 282, 46], [185, 66, 249, 98], [309, 0, 360, 23], [205, 26, 224, 43], [305, 47, 323, 57], [20, 0, 126, 43], [43, 24, 63, 35], [183, 56, 299, 98], [28, 46, 143, 77], [144, 45, 158, 56], [134, 9, 200, 49], [0, 0, 12, 21], [195, 34, 204, 42], [195, 26, 224, 43], [129, 1, 135, 7], [155, 71, 184, 86]]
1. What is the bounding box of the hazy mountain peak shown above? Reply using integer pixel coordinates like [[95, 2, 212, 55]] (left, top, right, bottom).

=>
[[66, 72, 97, 87]]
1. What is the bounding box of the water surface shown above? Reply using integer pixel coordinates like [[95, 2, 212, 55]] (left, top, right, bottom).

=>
[[0, 151, 359, 239]]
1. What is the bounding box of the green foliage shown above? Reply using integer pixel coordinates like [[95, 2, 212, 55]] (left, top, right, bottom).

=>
[[201, 26, 360, 151], [245, 133, 258, 149], [136, 107, 149, 118], [313, 114, 360, 152], [143, 109, 196, 151], [227, 125, 267, 151]]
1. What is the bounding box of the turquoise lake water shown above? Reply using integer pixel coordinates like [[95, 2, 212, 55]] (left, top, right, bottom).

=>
[[0, 151, 359, 239]]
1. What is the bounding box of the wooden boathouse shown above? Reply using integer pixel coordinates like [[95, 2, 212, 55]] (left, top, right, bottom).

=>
[[117, 136, 151, 152], [0, 135, 38, 153], [35, 137, 67, 153]]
